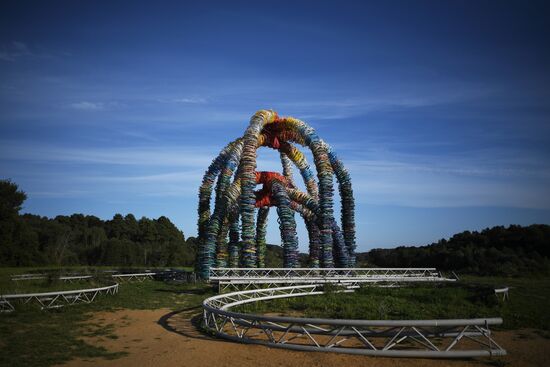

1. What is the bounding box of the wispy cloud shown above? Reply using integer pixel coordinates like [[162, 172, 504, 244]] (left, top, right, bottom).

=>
[[0, 41, 58, 62], [0, 41, 32, 61], [343, 147, 550, 209], [277, 83, 494, 120], [0, 141, 217, 167], [156, 97, 207, 104], [87, 171, 203, 183], [28, 190, 90, 198], [68, 101, 105, 110], [4, 138, 548, 208], [173, 97, 207, 104], [66, 101, 122, 111]]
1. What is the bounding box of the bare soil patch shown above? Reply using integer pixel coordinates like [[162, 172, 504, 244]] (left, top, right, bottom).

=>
[[57, 308, 550, 367]]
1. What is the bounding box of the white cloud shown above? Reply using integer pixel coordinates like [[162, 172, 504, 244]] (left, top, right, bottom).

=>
[[173, 97, 207, 104], [68, 101, 105, 110], [155, 97, 207, 104], [67, 101, 123, 111]]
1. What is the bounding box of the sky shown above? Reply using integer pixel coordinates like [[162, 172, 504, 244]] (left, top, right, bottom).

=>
[[1, 1, 549, 252]]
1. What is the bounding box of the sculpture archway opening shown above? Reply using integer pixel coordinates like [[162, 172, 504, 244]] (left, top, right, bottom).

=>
[[196, 110, 356, 278]]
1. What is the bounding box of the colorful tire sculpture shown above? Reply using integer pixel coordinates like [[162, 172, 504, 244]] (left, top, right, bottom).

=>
[[196, 110, 356, 278]]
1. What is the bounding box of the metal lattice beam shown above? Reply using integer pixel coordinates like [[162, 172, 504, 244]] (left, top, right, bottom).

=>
[[202, 284, 506, 358], [11, 272, 156, 282], [210, 267, 455, 291], [0, 283, 119, 312]]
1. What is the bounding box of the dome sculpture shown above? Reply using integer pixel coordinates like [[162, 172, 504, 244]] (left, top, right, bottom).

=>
[[196, 110, 356, 278]]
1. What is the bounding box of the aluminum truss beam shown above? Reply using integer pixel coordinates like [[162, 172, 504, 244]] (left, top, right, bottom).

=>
[[202, 284, 506, 358], [11, 272, 156, 282], [0, 283, 119, 312], [111, 273, 156, 282], [210, 267, 444, 279], [216, 279, 443, 292], [210, 267, 455, 291]]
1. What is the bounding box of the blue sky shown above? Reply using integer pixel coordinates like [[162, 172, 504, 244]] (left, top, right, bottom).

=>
[[1, 1, 549, 251]]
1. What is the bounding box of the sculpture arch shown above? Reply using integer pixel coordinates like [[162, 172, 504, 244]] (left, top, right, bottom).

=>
[[196, 110, 356, 278]]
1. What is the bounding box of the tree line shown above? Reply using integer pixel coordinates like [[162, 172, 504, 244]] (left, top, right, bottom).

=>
[[359, 224, 550, 275], [2, 179, 549, 274], [0, 180, 196, 267]]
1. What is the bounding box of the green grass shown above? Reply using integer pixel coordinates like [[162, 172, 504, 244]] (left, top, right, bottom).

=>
[[236, 276, 550, 332], [0, 268, 213, 367], [0, 266, 194, 294], [1, 278, 111, 294], [1, 269, 549, 367], [462, 275, 550, 332], [236, 283, 501, 320]]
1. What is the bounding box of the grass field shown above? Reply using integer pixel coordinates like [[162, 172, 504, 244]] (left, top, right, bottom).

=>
[[0, 266, 194, 293], [463, 275, 550, 333], [235, 276, 550, 334], [236, 282, 501, 319], [0, 267, 212, 367], [1, 269, 549, 367]]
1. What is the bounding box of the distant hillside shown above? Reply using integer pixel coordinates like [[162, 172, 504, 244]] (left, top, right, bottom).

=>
[[358, 224, 550, 275]]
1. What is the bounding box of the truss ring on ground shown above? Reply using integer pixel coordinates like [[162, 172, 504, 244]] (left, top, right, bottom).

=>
[[202, 284, 507, 358]]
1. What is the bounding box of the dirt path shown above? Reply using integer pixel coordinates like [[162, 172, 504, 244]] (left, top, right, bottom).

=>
[[57, 308, 550, 367]]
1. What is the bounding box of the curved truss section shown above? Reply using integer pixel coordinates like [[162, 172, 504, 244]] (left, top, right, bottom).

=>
[[202, 285, 506, 358], [197, 110, 356, 278], [1, 283, 119, 312]]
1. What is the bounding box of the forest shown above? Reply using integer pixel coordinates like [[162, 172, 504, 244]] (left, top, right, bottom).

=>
[[0, 179, 196, 267], [1, 179, 549, 275], [359, 224, 550, 275], [0, 179, 288, 268]]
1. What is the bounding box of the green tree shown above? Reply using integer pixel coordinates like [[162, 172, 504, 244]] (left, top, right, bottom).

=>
[[0, 180, 43, 266]]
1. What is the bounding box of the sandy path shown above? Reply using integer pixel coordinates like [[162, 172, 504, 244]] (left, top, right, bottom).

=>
[[57, 308, 550, 367]]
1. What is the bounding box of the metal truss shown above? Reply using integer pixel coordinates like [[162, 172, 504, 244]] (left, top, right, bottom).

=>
[[217, 278, 451, 292], [211, 267, 444, 279], [210, 267, 455, 291], [202, 284, 506, 358], [11, 273, 48, 281], [11, 272, 156, 282], [11, 274, 93, 282], [0, 283, 119, 312], [111, 273, 156, 282]]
